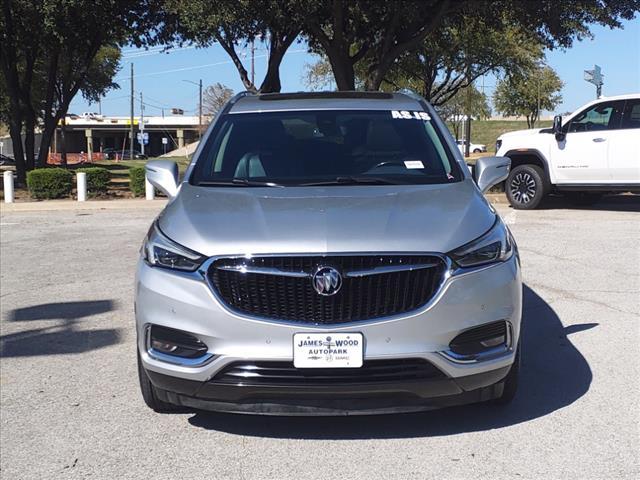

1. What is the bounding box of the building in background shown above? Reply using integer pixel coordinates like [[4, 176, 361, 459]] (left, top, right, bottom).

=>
[[0, 114, 204, 162], [55, 114, 202, 158]]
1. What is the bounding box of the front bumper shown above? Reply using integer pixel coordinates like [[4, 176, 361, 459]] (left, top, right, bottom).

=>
[[145, 364, 511, 415], [135, 254, 522, 414]]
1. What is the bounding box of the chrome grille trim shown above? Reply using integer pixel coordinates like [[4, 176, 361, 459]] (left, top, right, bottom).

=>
[[205, 253, 449, 325]]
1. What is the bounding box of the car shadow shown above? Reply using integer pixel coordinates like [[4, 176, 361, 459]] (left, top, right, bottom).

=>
[[187, 285, 595, 438], [0, 300, 121, 357], [536, 193, 640, 212]]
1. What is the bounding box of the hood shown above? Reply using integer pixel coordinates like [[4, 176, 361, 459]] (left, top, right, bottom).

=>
[[498, 128, 543, 140], [158, 179, 496, 257]]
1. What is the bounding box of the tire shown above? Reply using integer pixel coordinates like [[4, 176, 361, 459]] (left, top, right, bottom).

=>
[[566, 192, 603, 206], [473, 148, 481, 153], [505, 164, 548, 210], [492, 344, 520, 405], [137, 352, 182, 413]]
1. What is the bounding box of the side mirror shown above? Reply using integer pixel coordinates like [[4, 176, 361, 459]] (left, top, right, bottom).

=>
[[145, 160, 179, 198], [474, 156, 511, 194], [553, 115, 565, 141]]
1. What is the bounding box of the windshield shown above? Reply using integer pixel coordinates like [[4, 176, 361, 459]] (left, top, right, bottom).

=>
[[191, 110, 461, 186]]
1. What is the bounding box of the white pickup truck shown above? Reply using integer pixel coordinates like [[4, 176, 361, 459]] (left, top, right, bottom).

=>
[[496, 93, 640, 209]]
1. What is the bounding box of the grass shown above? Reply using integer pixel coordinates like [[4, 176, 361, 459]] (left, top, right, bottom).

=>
[[448, 119, 552, 154]]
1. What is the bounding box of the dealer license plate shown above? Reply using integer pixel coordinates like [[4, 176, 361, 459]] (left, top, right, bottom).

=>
[[293, 332, 363, 368]]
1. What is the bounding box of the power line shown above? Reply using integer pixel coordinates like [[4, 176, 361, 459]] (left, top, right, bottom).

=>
[[122, 45, 197, 59], [115, 49, 307, 80]]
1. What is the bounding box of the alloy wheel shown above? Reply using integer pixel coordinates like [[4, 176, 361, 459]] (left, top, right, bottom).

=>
[[510, 172, 536, 204]]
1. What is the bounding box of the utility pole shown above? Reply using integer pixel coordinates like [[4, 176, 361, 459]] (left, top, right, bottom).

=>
[[129, 63, 134, 161], [140, 92, 145, 156], [183, 79, 203, 139], [199, 79, 203, 139]]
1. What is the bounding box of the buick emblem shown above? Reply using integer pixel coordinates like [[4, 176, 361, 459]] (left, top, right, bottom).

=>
[[312, 267, 342, 296]]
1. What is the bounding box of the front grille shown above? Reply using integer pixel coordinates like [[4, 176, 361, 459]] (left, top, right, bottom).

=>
[[208, 255, 446, 324], [212, 359, 445, 386]]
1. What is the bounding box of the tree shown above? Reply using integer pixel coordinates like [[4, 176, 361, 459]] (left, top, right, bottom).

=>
[[1, 1, 155, 183], [203, 83, 234, 115], [160, 0, 301, 93], [304, 18, 543, 102], [437, 85, 491, 140], [493, 65, 564, 128], [379, 19, 543, 107], [301, 0, 639, 92], [301, 0, 456, 91]]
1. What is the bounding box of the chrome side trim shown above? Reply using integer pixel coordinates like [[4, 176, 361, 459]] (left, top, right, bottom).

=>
[[147, 348, 215, 367], [344, 262, 439, 278], [144, 324, 215, 367], [438, 322, 513, 364], [217, 265, 311, 278]]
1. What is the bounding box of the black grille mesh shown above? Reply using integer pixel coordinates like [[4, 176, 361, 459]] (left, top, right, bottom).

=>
[[208, 255, 445, 324], [213, 359, 445, 385]]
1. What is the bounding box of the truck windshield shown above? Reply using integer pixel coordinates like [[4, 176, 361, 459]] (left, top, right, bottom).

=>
[[191, 110, 461, 186]]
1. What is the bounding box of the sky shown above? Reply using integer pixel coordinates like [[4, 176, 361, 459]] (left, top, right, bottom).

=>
[[69, 18, 640, 118]]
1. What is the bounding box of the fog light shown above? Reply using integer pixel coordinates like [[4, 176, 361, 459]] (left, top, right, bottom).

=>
[[147, 325, 208, 359], [449, 321, 509, 356]]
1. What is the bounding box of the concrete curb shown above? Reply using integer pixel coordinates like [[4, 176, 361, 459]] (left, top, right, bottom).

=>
[[1, 198, 168, 212]]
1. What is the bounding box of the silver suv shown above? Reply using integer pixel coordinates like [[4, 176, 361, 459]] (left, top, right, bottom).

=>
[[136, 91, 522, 415]]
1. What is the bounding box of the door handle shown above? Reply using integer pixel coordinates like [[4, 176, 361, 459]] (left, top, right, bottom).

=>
[[592, 137, 606, 143]]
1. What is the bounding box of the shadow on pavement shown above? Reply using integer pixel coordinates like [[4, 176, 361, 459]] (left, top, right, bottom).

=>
[[8, 300, 114, 322], [536, 194, 640, 212], [1, 300, 121, 357], [188, 285, 595, 438]]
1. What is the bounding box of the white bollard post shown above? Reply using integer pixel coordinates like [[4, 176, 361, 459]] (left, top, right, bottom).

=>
[[145, 176, 155, 200], [77, 172, 87, 202], [3, 170, 14, 203]]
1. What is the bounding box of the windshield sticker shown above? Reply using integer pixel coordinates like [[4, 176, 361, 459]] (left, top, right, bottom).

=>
[[391, 110, 431, 121], [404, 160, 424, 169]]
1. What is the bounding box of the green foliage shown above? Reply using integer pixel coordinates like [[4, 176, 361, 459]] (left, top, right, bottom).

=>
[[26, 168, 73, 199], [494, 65, 564, 128], [75, 167, 111, 196], [129, 167, 146, 197], [437, 86, 492, 140]]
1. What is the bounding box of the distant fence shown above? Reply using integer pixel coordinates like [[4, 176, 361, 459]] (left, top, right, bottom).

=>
[[47, 153, 105, 165]]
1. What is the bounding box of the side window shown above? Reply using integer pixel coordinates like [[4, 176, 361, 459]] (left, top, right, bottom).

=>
[[621, 100, 640, 129], [567, 101, 625, 133]]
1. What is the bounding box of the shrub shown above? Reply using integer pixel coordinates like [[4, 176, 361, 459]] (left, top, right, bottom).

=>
[[129, 166, 146, 197], [76, 167, 111, 196], [27, 168, 73, 199]]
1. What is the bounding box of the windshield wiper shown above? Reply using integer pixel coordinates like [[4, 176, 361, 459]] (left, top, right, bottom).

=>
[[301, 176, 403, 186], [197, 178, 284, 187]]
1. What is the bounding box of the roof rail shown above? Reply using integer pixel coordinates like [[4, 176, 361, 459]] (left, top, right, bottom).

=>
[[257, 91, 393, 101]]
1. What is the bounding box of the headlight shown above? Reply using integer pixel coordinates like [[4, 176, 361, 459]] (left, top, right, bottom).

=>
[[142, 221, 205, 271], [449, 217, 514, 268]]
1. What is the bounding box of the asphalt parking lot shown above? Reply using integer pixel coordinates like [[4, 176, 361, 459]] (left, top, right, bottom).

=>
[[1, 196, 639, 480]]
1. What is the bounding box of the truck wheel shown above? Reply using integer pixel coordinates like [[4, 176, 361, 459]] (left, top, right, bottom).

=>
[[506, 165, 547, 210], [566, 192, 603, 206], [137, 352, 182, 413]]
